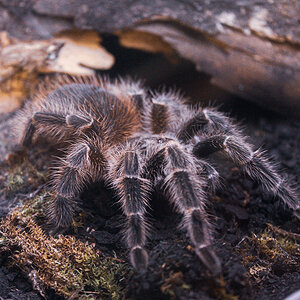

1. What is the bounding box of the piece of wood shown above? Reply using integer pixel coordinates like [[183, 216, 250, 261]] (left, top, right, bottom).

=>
[[133, 20, 300, 116], [0, 30, 114, 113], [0, 0, 299, 115]]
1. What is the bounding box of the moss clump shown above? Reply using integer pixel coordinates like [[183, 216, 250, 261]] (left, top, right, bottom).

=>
[[210, 276, 239, 300], [7, 172, 24, 189], [161, 272, 191, 299], [251, 228, 300, 261], [239, 225, 300, 284], [160, 271, 238, 300], [6, 160, 46, 194], [0, 193, 130, 299]]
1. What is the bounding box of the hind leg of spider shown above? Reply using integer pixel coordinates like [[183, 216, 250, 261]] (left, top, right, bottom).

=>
[[109, 144, 152, 272], [157, 141, 221, 274], [48, 141, 101, 234], [192, 134, 300, 217]]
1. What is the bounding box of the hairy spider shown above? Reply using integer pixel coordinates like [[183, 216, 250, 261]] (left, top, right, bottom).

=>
[[15, 76, 299, 274]]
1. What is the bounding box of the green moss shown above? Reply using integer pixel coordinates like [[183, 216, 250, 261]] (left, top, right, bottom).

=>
[[161, 272, 191, 299], [7, 172, 24, 189], [0, 191, 130, 299], [6, 160, 46, 193], [252, 228, 300, 260], [211, 276, 239, 300], [160, 272, 238, 300], [239, 225, 300, 284]]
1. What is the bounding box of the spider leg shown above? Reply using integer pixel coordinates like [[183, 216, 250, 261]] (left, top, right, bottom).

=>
[[109, 144, 152, 272], [49, 141, 103, 233], [107, 78, 146, 112], [196, 159, 220, 193], [178, 108, 235, 143], [130, 94, 144, 111], [160, 141, 221, 274], [192, 135, 300, 216], [21, 112, 94, 146], [22, 118, 36, 147]]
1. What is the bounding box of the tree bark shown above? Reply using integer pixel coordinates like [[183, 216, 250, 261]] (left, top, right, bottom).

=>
[[0, 0, 299, 115]]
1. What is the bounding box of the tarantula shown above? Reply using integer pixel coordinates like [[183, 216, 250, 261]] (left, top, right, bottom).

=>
[[15, 76, 299, 274]]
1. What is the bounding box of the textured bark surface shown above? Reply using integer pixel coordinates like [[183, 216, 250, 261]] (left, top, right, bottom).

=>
[[0, 0, 299, 115]]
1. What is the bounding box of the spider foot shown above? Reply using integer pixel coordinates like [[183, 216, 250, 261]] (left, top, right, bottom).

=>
[[47, 194, 76, 236], [196, 246, 222, 275], [130, 246, 148, 273], [48, 224, 70, 237], [293, 207, 300, 220]]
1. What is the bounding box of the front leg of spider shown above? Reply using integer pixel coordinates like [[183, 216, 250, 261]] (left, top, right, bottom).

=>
[[109, 143, 152, 273], [156, 140, 221, 274], [193, 134, 300, 217], [177, 108, 232, 143], [48, 142, 97, 235]]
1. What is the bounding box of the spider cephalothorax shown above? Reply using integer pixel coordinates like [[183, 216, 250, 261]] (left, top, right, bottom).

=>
[[15, 76, 299, 274]]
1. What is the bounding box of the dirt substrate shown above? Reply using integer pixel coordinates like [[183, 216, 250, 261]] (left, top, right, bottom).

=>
[[0, 57, 299, 299]]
